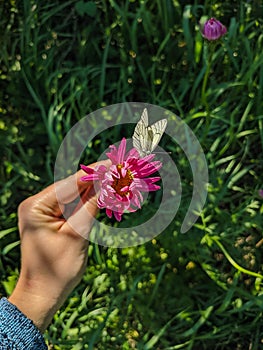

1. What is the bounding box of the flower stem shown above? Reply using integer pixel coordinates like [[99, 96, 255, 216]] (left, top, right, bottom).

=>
[[201, 53, 212, 114], [201, 43, 215, 141], [212, 236, 263, 280]]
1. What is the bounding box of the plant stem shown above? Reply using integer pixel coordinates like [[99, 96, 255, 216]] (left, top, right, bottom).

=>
[[201, 59, 212, 114], [201, 43, 215, 141], [212, 236, 263, 280]]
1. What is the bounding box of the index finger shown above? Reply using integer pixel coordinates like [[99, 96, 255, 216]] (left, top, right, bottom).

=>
[[32, 160, 110, 212], [54, 159, 111, 205]]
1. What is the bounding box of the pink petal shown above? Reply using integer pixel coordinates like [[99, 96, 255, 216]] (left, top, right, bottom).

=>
[[127, 207, 137, 213], [131, 193, 142, 208], [96, 165, 108, 173], [144, 176, 161, 183], [117, 138, 126, 164], [106, 145, 118, 163], [80, 174, 98, 182], [147, 184, 161, 191], [121, 167, 127, 177], [114, 210, 122, 221], [106, 208, 113, 218], [133, 177, 161, 191], [80, 164, 94, 174], [126, 148, 140, 159]]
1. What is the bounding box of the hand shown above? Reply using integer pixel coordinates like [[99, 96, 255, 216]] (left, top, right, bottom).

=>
[[8, 161, 106, 332]]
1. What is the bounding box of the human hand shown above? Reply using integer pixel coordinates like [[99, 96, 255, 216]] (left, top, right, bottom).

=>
[[9, 161, 106, 332]]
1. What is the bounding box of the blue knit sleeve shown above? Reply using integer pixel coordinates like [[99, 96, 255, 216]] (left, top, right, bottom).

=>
[[0, 297, 47, 349]]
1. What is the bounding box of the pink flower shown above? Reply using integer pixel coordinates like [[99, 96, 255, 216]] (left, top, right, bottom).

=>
[[201, 18, 227, 41], [80, 138, 162, 221]]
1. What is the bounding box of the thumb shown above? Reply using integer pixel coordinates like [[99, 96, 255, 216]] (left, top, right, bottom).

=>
[[61, 186, 99, 240]]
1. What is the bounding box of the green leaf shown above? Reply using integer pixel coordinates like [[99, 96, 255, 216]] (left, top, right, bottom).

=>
[[2, 241, 20, 255], [2, 273, 18, 295], [75, 1, 97, 17]]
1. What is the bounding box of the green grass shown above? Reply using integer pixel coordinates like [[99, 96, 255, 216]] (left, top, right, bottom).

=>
[[1, 0, 263, 349]]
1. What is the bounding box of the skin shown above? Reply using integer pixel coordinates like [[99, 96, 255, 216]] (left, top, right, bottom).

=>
[[8, 161, 108, 333]]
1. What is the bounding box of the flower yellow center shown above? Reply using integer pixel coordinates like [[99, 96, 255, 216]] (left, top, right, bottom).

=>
[[112, 164, 133, 196]]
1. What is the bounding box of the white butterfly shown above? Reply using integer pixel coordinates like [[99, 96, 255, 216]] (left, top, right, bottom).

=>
[[132, 108, 167, 157]]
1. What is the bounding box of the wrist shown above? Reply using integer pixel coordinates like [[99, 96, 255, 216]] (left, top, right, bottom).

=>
[[9, 276, 64, 332]]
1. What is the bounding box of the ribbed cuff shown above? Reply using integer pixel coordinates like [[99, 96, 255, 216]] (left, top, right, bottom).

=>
[[0, 297, 47, 349]]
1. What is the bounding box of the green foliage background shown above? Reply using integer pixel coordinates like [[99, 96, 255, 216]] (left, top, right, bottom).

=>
[[1, 0, 263, 349]]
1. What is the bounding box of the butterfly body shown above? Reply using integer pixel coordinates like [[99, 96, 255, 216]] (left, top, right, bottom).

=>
[[132, 108, 167, 157]]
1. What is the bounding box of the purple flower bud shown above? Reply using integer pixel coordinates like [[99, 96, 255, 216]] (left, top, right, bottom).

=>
[[258, 189, 263, 198], [201, 18, 227, 41]]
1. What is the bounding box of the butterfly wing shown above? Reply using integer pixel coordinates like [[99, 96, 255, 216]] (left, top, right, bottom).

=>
[[140, 108, 149, 126], [148, 118, 167, 153], [132, 108, 167, 156], [132, 109, 150, 157]]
